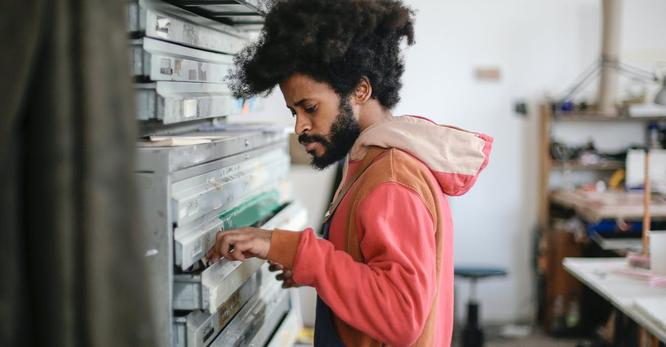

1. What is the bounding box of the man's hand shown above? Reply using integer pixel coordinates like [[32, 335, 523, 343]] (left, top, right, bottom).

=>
[[268, 261, 300, 288], [206, 227, 272, 263]]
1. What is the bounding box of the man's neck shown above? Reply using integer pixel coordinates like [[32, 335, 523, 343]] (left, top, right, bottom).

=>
[[357, 100, 394, 131]]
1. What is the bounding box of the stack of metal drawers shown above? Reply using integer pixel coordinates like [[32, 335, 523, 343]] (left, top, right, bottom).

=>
[[129, 1, 307, 346]]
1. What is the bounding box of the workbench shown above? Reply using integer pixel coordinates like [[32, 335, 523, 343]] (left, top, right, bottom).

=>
[[563, 257, 666, 345]]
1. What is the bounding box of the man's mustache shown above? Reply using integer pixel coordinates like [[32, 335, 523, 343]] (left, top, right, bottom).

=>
[[298, 133, 328, 146]]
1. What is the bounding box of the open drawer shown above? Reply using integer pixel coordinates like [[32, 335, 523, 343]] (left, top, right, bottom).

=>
[[173, 200, 307, 312], [171, 149, 289, 226], [172, 270, 260, 347], [209, 283, 290, 347], [174, 190, 281, 271]]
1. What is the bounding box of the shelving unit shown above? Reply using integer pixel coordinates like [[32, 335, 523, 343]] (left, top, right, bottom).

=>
[[538, 104, 666, 229], [537, 103, 666, 334]]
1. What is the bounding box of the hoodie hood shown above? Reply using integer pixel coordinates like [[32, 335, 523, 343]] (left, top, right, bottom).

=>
[[349, 115, 493, 196]]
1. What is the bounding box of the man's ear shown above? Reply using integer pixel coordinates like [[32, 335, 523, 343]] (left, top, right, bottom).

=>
[[353, 76, 372, 104]]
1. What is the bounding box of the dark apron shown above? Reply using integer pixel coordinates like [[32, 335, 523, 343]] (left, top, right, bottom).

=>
[[314, 151, 386, 347], [313, 220, 347, 347]]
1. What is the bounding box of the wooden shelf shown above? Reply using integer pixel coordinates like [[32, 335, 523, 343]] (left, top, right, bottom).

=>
[[549, 190, 666, 223], [551, 160, 624, 171], [552, 112, 666, 122]]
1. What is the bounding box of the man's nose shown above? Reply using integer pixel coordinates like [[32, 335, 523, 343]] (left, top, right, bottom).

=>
[[294, 113, 311, 135]]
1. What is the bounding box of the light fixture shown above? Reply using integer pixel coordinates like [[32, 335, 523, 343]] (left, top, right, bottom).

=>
[[557, 0, 665, 114]]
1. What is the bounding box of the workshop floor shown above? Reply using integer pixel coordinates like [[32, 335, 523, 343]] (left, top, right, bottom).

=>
[[458, 325, 582, 347], [486, 333, 579, 347], [295, 330, 581, 347]]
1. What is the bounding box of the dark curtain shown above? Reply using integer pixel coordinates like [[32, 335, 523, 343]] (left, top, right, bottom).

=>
[[0, 0, 156, 346]]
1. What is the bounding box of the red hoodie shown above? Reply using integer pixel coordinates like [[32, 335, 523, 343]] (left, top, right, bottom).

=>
[[269, 116, 493, 346]]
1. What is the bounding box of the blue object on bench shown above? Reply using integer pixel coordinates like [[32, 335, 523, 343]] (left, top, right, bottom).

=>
[[585, 219, 642, 235]]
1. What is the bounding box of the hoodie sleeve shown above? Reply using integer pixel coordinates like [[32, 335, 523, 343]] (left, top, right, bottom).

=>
[[268, 182, 436, 346]]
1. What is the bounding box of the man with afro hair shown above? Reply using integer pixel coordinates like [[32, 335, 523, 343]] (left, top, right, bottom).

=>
[[207, 1, 493, 346]]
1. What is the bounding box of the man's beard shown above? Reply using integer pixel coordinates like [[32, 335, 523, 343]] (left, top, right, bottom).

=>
[[298, 99, 361, 170]]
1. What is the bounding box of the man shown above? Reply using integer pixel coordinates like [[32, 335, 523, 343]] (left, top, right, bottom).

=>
[[206, 0, 492, 346]]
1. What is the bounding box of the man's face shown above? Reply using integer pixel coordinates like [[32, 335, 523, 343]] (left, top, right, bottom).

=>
[[280, 73, 360, 169]]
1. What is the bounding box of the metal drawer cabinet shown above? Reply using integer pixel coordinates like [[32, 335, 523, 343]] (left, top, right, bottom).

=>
[[131, 37, 233, 83], [128, 0, 248, 55], [136, 130, 290, 347]]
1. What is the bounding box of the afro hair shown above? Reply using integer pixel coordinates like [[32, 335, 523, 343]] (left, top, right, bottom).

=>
[[228, 0, 415, 109]]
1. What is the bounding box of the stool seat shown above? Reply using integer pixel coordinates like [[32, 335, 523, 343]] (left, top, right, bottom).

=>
[[454, 267, 507, 280]]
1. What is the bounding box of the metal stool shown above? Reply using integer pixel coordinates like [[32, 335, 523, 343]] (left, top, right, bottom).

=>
[[455, 266, 508, 347]]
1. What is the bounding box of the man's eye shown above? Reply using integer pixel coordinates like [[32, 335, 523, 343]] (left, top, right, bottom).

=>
[[305, 106, 317, 113]]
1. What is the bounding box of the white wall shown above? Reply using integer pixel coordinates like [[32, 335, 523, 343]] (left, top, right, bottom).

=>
[[395, 0, 666, 323], [232, 0, 666, 324]]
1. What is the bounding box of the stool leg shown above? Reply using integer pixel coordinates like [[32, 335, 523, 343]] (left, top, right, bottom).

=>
[[462, 280, 484, 347], [462, 301, 484, 347]]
